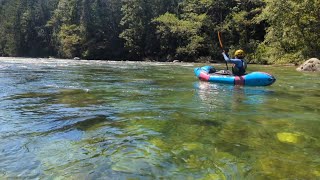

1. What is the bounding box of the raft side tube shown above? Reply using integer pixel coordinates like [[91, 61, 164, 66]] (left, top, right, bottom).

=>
[[194, 66, 276, 86]]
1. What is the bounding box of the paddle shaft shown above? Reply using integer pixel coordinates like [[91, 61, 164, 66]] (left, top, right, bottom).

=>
[[218, 32, 228, 70]]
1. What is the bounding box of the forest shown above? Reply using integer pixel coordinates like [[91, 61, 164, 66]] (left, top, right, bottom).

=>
[[0, 0, 319, 64]]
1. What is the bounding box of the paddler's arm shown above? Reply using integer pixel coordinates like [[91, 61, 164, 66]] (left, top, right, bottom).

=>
[[222, 52, 232, 63]]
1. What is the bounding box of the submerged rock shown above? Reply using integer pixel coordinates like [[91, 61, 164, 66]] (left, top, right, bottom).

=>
[[277, 132, 301, 144], [296, 58, 320, 72], [182, 142, 204, 151]]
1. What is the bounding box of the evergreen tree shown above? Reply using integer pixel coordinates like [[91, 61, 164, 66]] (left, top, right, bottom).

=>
[[120, 0, 150, 59], [80, 0, 123, 59], [0, 0, 20, 56], [119, 0, 180, 60], [47, 0, 84, 58], [0, 0, 57, 57]]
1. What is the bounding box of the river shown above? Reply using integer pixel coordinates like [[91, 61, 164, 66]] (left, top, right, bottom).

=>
[[0, 57, 319, 179]]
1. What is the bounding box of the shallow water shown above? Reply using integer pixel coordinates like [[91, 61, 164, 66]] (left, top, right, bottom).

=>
[[0, 57, 319, 179]]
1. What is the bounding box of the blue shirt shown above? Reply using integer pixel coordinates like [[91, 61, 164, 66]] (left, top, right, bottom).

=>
[[222, 52, 247, 76], [222, 52, 247, 69], [222, 52, 247, 70]]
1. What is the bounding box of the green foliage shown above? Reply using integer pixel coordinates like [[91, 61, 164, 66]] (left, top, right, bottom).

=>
[[0, 0, 318, 63], [47, 0, 82, 57], [0, 0, 58, 57], [119, 0, 177, 60], [221, 0, 266, 63], [57, 24, 83, 58], [256, 0, 320, 64], [0, 0, 18, 56], [80, 0, 123, 59], [153, 2, 209, 61], [119, 0, 147, 59]]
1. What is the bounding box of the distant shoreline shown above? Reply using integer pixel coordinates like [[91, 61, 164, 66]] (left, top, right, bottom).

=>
[[0, 57, 296, 66]]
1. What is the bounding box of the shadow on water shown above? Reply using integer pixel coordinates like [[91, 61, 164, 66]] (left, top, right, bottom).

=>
[[6, 88, 106, 108], [36, 115, 119, 137], [1, 88, 121, 139]]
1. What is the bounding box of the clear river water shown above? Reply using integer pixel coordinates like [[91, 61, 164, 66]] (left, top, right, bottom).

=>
[[0, 57, 319, 179]]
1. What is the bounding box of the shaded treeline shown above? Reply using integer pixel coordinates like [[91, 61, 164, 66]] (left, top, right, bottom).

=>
[[0, 0, 319, 63]]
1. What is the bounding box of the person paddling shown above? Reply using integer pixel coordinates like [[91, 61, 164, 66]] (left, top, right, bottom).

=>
[[222, 49, 247, 76]]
